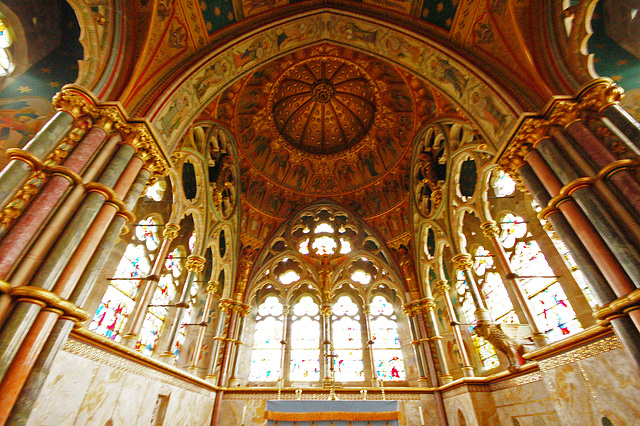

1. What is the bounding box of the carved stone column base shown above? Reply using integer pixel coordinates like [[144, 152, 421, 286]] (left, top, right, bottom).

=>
[[417, 377, 430, 387], [158, 351, 176, 364], [440, 374, 453, 384], [532, 332, 550, 348]]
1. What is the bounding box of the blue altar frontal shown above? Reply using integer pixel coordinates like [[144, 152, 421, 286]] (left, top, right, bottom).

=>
[[265, 400, 400, 426]]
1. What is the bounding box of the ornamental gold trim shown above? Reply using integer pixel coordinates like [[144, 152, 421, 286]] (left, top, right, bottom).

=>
[[594, 288, 640, 324], [185, 254, 206, 272], [6, 148, 44, 171], [0, 280, 10, 294], [452, 253, 473, 271], [9, 286, 88, 324], [537, 336, 621, 371], [219, 298, 251, 316], [84, 182, 117, 201]]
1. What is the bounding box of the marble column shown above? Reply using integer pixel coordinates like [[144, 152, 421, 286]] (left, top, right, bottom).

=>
[[278, 305, 291, 385], [518, 162, 640, 374], [0, 111, 77, 210], [362, 304, 376, 384], [5, 169, 150, 426], [535, 137, 640, 287], [320, 304, 333, 386], [436, 280, 474, 377], [159, 254, 206, 361], [403, 306, 428, 384], [205, 307, 228, 383], [0, 142, 136, 386], [120, 223, 180, 348], [189, 280, 219, 373], [422, 296, 452, 384], [0, 120, 113, 280]]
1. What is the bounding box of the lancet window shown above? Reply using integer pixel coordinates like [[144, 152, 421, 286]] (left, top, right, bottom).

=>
[[244, 206, 408, 385]]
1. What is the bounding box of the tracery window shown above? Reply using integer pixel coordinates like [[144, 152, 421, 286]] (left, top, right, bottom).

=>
[[249, 296, 284, 381], [137, 274, 176, 356], [370, 295, 404, 380], [0, 18, 14, 77], [246, 206, 407, 385], [290, 296, 320, 381], [332, 295, 365, 382]]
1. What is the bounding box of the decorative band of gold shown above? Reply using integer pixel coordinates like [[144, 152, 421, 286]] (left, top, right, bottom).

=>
[[48, 165, 83, 186], [6, 148, 44, 171], [0, 280, 10, 294], [595, 159, 639, 181], [85, 182, 118, 201], [593, 288, 640, 324], [9, 286, 89, 324]]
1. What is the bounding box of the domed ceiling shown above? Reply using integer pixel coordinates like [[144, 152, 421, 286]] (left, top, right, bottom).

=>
[[201, 43, 462, 246]]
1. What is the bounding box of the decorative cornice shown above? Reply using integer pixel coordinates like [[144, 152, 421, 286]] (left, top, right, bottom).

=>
[[219, 298, 251, 316]]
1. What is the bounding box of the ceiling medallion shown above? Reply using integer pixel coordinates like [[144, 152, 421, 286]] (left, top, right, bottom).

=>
[[270, 57, 379, 156]]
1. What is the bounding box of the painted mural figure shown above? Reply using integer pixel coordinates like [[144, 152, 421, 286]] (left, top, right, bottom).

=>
[[431, 58, 468, 98]]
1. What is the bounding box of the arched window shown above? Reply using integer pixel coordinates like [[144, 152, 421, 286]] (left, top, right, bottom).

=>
[[0, 18, 14, 77], [370, 295, 404, 380], [137, 274, 176, 356], [249, 296, 284, 381], [290, 296, 320, 381], [332, 295, 364, 382]]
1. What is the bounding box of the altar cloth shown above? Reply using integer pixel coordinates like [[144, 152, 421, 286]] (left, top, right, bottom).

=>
[[265, 400, 400, 426]]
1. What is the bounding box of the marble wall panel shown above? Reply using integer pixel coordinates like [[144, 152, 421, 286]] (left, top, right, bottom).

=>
[[399, 395, 441, 426], [26, 351, 98, 426], [74, 362, 127, 424], [491, 380, 559, 425], [469, 390, 500, 426], [443, 391, 477, 426]]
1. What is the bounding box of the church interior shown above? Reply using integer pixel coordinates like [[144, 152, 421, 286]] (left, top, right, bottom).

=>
[[0, 0, 640, 424]]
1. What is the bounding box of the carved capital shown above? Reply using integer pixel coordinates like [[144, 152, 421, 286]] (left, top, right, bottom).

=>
[[185, 254, 206, 272], [52, 86, 99, 120], [320, 305, 332, 317], [163, 223, 180, 240], [435, 280, 450, 295], [481, 221, 500, 239], [579, 79, 624, 112], [452, 253, 473, 271], [206, 281, 219, 294]]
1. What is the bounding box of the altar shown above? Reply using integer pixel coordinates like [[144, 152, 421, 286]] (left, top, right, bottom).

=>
[[264, 400, 400, 426]]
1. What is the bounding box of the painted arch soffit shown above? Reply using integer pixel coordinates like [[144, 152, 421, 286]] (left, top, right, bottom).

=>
[[149, 11, 521, 155]]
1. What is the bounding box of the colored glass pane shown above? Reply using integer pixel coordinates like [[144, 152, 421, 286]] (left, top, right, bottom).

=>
[[249, 297, 284, 381], [333, 295, 359, 317], [312, 236, 337, 255], [333, 296, 364, 381], [290, 301, 320, 381], [165, 247, 184, 277], [189, 232, 197, 252], [499, 213, 526, 249], [315, 223, 334, 233], [136, 217, 160, 251], [370, 296, 404, 381], [483, 272, 514, 321], [298, 239, 309, 254], [491, 169, 516, 197], [145, 179, 166, 201], [89, 284, 135, 341]]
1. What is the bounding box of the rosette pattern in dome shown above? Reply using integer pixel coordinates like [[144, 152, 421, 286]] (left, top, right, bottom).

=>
[[271, 58, 377, 155]]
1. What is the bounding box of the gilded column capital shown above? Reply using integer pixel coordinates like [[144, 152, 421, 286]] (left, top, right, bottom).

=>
[[578, 78, 624, 112], [402, 304, 415, 317], [282, 305, 291, 315], [218, 298, 250, 316], [320, 304, 332, 317], [362, 304, 371, 315], [52, 86, 99, 120], [162, 223, 180, 240], [185, 254, 206, 273], [206, 281, 220, 294], [423, 298, 436, 312], [547, 100, 583, 128], [435, 280, 450, 295], [452, 253, 473, 271], [481, 221, 500, 239]]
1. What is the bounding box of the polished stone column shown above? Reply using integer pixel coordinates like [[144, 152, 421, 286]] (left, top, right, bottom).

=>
[[205, 306, 228, 384], [402, 306, 428, 384], [279, 305, 291, 385], [535, 137, 640, 287], [421, 296, 452, 384], [5, 170, 150, 426], [320, 304, 332, 386], [227, 311, 248, 387], [362, 304, 377, 384], [0, 142, 136, 387], [480, 221, 549, 347], [121, 223, 180, 348], [188, 280, 219, 373], [0, 120, 113, 280], [159, 254, 206, 361], [518, 163, 640, 374], [435, 280, 474, 377]]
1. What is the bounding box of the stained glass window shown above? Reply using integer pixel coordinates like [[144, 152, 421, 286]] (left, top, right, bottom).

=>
[[312, 236, 337, 255], [174, 281, 198, 361], [290, 296, 320, 381], [491, 169, 516, 197], [473, 246, 516, 324], [333, 295, 364, 382], [499, 214, 582, 342], [89, 243, 151, 340], [145, 179, 166, 201], [166, 247, 185, 277], [370, 296, 404, 380], [0, 18, 13, 76], [249, 296, 284, 381], [136, 217, 161, 251], [136, 274, 176, 356]]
